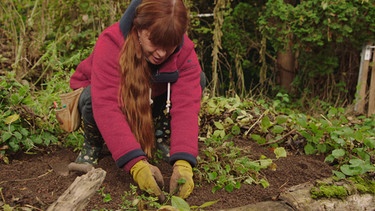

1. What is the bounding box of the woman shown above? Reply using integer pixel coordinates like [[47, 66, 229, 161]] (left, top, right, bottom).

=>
[[69, 0, 204, 199]]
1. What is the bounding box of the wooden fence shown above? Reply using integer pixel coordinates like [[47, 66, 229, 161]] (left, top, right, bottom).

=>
[[355, 43, 375, 116]]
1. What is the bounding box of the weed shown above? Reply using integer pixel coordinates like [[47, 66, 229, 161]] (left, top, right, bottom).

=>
[[98, 187, 112, 203]]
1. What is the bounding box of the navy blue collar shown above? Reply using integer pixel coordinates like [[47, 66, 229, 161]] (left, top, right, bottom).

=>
[[119, 0, 141, 38]]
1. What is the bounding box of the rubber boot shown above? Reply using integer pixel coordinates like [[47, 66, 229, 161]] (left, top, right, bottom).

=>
[[75, 121, 104, 165], [74, 86, 104, 166]]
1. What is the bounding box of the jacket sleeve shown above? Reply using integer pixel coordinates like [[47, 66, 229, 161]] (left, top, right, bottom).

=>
[[169, 35, 202, 167], [70, 56, 92, 90], [89, 25, 146, 171]]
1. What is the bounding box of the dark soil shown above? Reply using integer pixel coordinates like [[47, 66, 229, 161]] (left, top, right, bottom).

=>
[[0, 140, 333, 210]]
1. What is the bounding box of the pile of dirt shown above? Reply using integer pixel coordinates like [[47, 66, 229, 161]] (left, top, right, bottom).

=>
[[0, 141, 333, 210]]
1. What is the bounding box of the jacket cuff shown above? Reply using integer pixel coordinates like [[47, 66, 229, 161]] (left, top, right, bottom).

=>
[[124, 156, 145, 172], [115, 149, 146, 172], [169, 152, 197, 167]]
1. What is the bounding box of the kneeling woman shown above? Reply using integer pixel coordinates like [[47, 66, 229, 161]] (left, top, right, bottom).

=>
[[69, 0, 205, 199]]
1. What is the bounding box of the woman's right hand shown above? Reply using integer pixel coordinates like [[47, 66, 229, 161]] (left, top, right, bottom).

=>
[[130, 159, 165, 200]]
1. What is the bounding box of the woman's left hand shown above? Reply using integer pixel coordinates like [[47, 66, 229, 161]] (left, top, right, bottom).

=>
[[169, 160, 194, 198]]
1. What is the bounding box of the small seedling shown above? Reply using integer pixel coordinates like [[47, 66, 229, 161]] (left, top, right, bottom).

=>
[[97, 187, 112, 203]]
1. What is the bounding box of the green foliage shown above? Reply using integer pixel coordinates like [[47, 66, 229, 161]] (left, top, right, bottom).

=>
[[116, 184, 160, 210], [0, 69, 85, 163], [198, 95, 289, 192], [167, 195, 217, 211], [257, 0, 375, 103], [259, 0, 375, 51], [1, 0, 108, 160], [98, 187, 112, 203], [198, 94, 375, 193], [220, 2, 266, 95], [1, 1, 375, 208], [297, 107, 375, 177], [101, 184, 217, 211], [298, 108, 375, 177], [0, 73, 61, 163]]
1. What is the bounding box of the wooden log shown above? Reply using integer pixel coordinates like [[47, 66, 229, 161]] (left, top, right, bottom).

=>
[[278, 181, 375, 211], [68, 162, 94, 173], [219, 179, 375, 211], [47, 168, 106, 211], [219, 201, 294, 211]]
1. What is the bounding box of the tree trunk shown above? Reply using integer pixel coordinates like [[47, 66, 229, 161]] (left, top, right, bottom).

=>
[[276, 0, 300, 93], [277, 39, 296, 93]]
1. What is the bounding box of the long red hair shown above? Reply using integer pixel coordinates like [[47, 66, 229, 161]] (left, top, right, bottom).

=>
[[118, 0, 188, 157]]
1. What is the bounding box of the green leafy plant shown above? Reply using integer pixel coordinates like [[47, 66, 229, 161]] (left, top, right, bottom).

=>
[[108, 184, 218, 211], [295, 107, 375, 177], [0, 73, 61, 163], [170, 196, 218, 211], [198, 95, 375, 193], [117, 184, 160, 210], [98, 187, 112, 203], [198, 96, 289, 193]]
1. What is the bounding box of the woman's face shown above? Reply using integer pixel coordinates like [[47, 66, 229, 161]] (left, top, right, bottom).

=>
[[138, 29, 177, 65]]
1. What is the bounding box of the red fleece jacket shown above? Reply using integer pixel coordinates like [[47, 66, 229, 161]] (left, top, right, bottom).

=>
[[70, 22, 202, 171]]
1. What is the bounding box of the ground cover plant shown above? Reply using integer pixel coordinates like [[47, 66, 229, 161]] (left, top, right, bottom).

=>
[[1, 0, 375, 210]]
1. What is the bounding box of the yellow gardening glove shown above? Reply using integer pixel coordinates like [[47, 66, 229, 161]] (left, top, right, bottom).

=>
[[169, 160, 194, 199], [130, 160, 165, 199]]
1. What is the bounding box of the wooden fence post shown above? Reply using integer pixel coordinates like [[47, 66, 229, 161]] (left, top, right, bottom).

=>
[[368, 50, 375, 116], [355, 43, 375, 116]]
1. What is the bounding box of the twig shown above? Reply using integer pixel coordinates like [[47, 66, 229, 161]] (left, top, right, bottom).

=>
[[244, 110, 268, 136], [320, 114, 333, 126], [260, 129, 297, 146], [0, 169, 53, 185], [25, 204, 44, 211], [0, 187, 5, 204], [279, 179, 289, 190]]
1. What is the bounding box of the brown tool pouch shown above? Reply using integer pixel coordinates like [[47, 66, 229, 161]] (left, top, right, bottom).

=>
[[55, 87, 84, 132]]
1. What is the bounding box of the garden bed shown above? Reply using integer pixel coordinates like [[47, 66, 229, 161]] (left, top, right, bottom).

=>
[[0, 140, 333, 210]]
